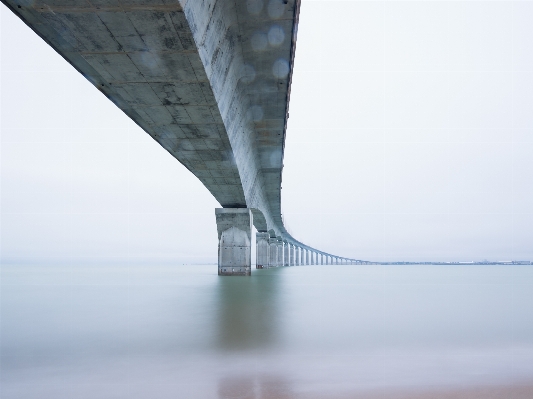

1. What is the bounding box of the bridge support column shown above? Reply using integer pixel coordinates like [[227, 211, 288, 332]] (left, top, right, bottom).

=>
[[289, 244, 294, 266], [277, 239, 283, 267], [216, 208, 252, 276], [284, 241, 289, 266], [295, 246, 300, 266], [268, 237, 278, 267], [311, 252, 314, 265], [320, 254, 324, 265], [256, 232, 269, 269]]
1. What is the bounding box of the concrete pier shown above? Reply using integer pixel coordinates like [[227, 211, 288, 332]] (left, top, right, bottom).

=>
[[277, 239, 283, 267], [268, 237, 278, 267], [256, 232, 269, 269], [289, 244, 294, 266], [216, 208, 252, 276], [284, 241, 289, 266], [295, 247, 300, 266]]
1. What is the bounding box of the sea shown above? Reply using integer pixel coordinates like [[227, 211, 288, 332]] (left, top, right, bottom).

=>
[[1, 263, 532, 398]]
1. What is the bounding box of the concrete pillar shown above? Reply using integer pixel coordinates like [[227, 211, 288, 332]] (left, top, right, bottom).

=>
[[289, 244, 294, 266], [268, 237, 278, 267], [295, 246, 300, 266], [215, 208, 252, 276], [283, 241, 289, 266], [256, 232, 270, 269], [305, 249, 309, 265], [336, 257, 339, 265], [311, 252, 315, 265], [325, 255, 328, 265], [320, 253, 324, 265], [277, 238, 283, 267]]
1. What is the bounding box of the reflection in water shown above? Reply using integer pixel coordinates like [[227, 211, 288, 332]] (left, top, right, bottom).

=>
[[215, 269, 292, 398], [218, 375, 292, 399], [215, 269, 281, 350]]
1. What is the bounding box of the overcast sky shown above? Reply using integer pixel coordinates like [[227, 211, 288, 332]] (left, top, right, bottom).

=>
[[1, 1, 532, 264]]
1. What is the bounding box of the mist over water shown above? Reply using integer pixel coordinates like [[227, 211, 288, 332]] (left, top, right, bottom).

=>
[[1, 264, 532, 398]]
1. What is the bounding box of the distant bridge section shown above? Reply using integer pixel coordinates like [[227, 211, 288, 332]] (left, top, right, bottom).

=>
[[4, 0, 362, 274]]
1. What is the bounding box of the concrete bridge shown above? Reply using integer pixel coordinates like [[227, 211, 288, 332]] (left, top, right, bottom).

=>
[[4, 0, 363, 274]]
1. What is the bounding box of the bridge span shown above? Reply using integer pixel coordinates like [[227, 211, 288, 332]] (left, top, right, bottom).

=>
[[4, 0, 361, 274]]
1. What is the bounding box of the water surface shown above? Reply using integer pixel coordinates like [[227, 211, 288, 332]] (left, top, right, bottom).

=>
[[1, 264, 532, 398]]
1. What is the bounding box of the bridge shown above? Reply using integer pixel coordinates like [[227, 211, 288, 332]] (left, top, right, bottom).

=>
[[4, 0, 363, 274]]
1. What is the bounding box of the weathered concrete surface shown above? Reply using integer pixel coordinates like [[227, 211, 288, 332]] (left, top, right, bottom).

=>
[[3, 0, 363, 270], [256, 232, 269, 269], [277, 239, 283, 266], [268, 237, 278, 267], [216, 208, 251, 276], [289, 244, 294, 266]]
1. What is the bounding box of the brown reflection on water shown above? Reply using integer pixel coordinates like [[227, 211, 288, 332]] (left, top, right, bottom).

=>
[[215, 269, 282, 350], [218, 375, 293, 399]]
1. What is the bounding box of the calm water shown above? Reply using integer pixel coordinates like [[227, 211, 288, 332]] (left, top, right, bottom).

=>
[[1, 264, 533, 398]]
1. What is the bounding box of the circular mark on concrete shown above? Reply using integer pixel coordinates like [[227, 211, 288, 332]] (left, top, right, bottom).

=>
[[272, 59, 289, 79], [268, 25, 285, 47]]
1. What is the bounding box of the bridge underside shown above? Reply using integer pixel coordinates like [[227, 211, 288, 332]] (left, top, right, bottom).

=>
[[4, 0, 363, 273]]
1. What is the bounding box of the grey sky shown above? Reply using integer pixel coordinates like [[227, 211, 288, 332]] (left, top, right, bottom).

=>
[[1, 1, 532, 263]]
